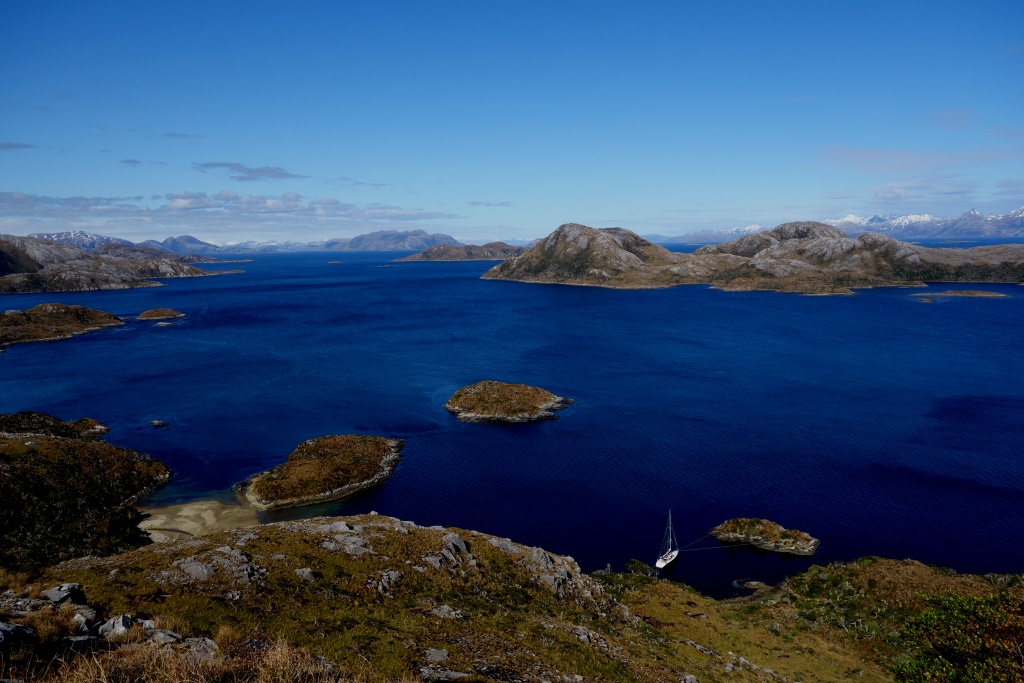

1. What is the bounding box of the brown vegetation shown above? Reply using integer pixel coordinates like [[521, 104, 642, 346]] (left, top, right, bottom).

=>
[[239, 435, 402, 509], [0, 411, 170, 571], [444, 380, 572, 422], [0, 303, 122, 347], [138, 308, 185, 320]]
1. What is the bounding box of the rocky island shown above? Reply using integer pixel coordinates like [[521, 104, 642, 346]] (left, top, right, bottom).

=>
[[0, 234, 239, 293], [234, 435, 404, 510], [444, 380, 573, 422], [138, 307, 185, 320], [0, 303, 123, 347], [912, 289, 1010, 299], [396, 241, 528, 261], [711, 517, 820, 555], [482, 221, 1024, 294]]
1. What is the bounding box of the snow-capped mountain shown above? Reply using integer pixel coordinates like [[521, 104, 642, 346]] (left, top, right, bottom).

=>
[[28, 230, 133, 251], [644, 224, 766, 244], [825, 208, 1024, 238], [664, 207, 1024, 244]]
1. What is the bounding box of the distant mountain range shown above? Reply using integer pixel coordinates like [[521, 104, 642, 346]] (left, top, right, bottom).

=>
[[27, 206, 1024, 255], [29, 229, 464, 255], [644, 207, 1024, 244]]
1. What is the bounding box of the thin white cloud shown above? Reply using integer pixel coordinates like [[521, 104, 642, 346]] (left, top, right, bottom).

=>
[[469, 201, 513, 207], [331, 176, 387, 188], [930, 109, 974, 131], [824, 145, 1005, 173], [0, 190, 462, 242], [870, 176, 978, 205], [193, 161, 308, 182], [995, 178, 1024, 197]]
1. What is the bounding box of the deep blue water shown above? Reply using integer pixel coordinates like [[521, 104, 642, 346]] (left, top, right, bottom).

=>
[[2, 252, 1023, 597]]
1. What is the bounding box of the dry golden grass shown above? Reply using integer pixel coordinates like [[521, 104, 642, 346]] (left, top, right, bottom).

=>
[[37, 639, 421, 683]]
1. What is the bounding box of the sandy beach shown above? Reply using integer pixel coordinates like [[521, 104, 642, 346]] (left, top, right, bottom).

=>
[[139, 499, 259, 542]]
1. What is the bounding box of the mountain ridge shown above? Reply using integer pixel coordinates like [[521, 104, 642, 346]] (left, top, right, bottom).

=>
[[483, 221, 1024, 294]]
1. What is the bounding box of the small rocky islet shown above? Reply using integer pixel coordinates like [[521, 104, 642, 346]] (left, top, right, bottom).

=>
[[234, 434, 404, 510], [444, 380, 574, 422], [710, 517, 820, 556], [138, 307, 185, 320], [912, 289, 1010, 301]]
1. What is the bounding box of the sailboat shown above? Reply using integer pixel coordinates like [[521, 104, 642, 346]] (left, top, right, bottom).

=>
[[655, 509, 679, 569]]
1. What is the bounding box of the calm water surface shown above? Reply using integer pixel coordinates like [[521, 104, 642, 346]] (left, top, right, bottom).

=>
[[2, 252, 1022, 596]]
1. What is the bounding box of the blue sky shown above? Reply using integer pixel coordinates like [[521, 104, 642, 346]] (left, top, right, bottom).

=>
[[2, 1, 1022, 243]]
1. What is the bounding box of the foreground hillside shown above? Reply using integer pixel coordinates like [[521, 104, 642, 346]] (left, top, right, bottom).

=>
[[0, 234, 224, 293], [2, 411, 1022, 682], [1, 508, 1020, 682], [483, 222, 1024, 294]]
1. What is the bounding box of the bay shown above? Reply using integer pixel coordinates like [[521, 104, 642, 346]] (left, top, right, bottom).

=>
[[2, 251, 1022, 596]]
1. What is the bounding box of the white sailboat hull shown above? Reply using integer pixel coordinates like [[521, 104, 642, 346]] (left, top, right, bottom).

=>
[[655, 549, 678, 569]]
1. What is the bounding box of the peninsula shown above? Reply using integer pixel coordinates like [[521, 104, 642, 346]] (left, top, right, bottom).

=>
[[711, 517, 820, 555], [1, 304, 123, 347], [396, 241, 528, 261], [482, 222, 1024, 294], [0, 411, 170, 571], [0, 234, 238, 293], [444, 380, 573, 422], [234, 435, 404, 510]]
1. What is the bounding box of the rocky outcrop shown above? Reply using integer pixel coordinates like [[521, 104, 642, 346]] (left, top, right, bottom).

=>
[[0, 234, 235, 293], [0, 303, 123, 347], [444, 380, 573, 422], [710, 518, 819, 555], [396, 242, 527, 261], [234, 435, 403, 510], [0, 411, 171, 570], [483, 222, 1024, 294], [138, 308, 185, 320]]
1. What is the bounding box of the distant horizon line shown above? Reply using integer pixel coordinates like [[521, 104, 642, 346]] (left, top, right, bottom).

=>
[[9, 203, 1023, 247]]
